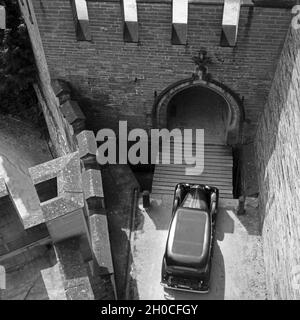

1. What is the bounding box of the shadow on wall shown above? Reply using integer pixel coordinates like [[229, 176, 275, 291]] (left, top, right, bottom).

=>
[[0, 195, 49, 256], [100, 164, 140, 300], [68, 83, 113, 133], [0, 245, 64, 300], [145, 199, 172, 231], [240, 6, 254, 47], [236, 199, 262, 236], [216, 208, 235, 241]]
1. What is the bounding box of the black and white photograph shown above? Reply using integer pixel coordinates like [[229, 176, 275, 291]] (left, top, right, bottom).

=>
[[0, 0, 299, 306]]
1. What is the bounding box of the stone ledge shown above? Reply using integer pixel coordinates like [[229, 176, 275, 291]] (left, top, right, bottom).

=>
[[82, 169, 104, 201], [89, 214, 114, 276], [77, 130, 116, 298], [51, 79, 71, 104], [60, 100, 86, 126]]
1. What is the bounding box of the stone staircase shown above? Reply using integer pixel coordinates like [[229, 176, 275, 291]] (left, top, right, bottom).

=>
[[152, 143, 233, 199]]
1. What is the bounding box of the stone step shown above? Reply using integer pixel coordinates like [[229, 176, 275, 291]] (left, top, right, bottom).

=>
[[152, 144, 233, 199]]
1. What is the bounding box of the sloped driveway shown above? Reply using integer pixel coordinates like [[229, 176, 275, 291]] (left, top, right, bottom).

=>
[[129, 194, 267, 300]]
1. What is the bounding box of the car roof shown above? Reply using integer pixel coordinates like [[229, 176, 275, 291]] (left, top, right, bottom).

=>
[[170, 208, 209, 258]]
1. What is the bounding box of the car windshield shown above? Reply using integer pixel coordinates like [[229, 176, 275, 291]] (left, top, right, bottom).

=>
[[181, 187, 208, 211]]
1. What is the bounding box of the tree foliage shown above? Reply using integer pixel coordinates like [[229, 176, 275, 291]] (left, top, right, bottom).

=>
[[0, 0, 43, 125]]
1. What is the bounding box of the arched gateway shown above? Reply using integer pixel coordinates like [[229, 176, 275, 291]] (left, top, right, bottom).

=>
[[153, 78, 244, 145], [151, 78, 244, 199]]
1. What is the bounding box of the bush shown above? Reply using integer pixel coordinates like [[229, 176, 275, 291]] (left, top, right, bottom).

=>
[[0, 0, 43, 125]]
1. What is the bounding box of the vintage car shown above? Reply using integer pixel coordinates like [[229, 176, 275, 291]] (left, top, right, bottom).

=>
[[161, 183, 219, 293]]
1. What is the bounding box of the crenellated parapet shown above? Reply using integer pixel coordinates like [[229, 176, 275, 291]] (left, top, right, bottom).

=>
[[28, 152, 86, 242], [77, 130, 116, 298], [221, 0, 241, 47], [48, 0, 296, 46], [19, 0, 294, 142], [0, 78, 116, 299], [51, 79, 86, 140]]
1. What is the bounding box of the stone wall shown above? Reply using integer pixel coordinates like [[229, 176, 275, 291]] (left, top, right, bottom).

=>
[[255, 25, 300, 299], [29, 0, 291, 139], [1, 0, 141, 301], [18, 0, 77, 156]]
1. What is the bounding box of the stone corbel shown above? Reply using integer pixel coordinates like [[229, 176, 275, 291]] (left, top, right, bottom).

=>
[[221, 0, 241, 47], [51, 79, 71, 105], [172, 0, 188, 45], [71, 0, 92, 41], [60, 100, 86, 135], [122, 0, 139, 43]]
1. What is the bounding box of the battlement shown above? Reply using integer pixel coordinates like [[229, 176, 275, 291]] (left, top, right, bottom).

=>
[[0, 79, 116, 299]]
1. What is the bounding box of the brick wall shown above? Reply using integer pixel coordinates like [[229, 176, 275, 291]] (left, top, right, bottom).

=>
[[255, 26, 300, 300], [29, 0, 291, 139]]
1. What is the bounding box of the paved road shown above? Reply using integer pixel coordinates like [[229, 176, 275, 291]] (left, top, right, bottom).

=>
[[130, 194, 266, 300]]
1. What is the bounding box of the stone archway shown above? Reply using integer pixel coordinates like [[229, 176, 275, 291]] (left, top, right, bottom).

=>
[[153, 78, 244, 145]]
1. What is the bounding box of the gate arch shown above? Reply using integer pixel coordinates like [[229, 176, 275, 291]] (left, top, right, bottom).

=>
[[153, 78, 244, 145]]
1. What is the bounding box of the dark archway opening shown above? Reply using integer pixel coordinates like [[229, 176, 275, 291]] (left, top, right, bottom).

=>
[[167, 86, 229, 145], [152, 79, 245, 199]]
